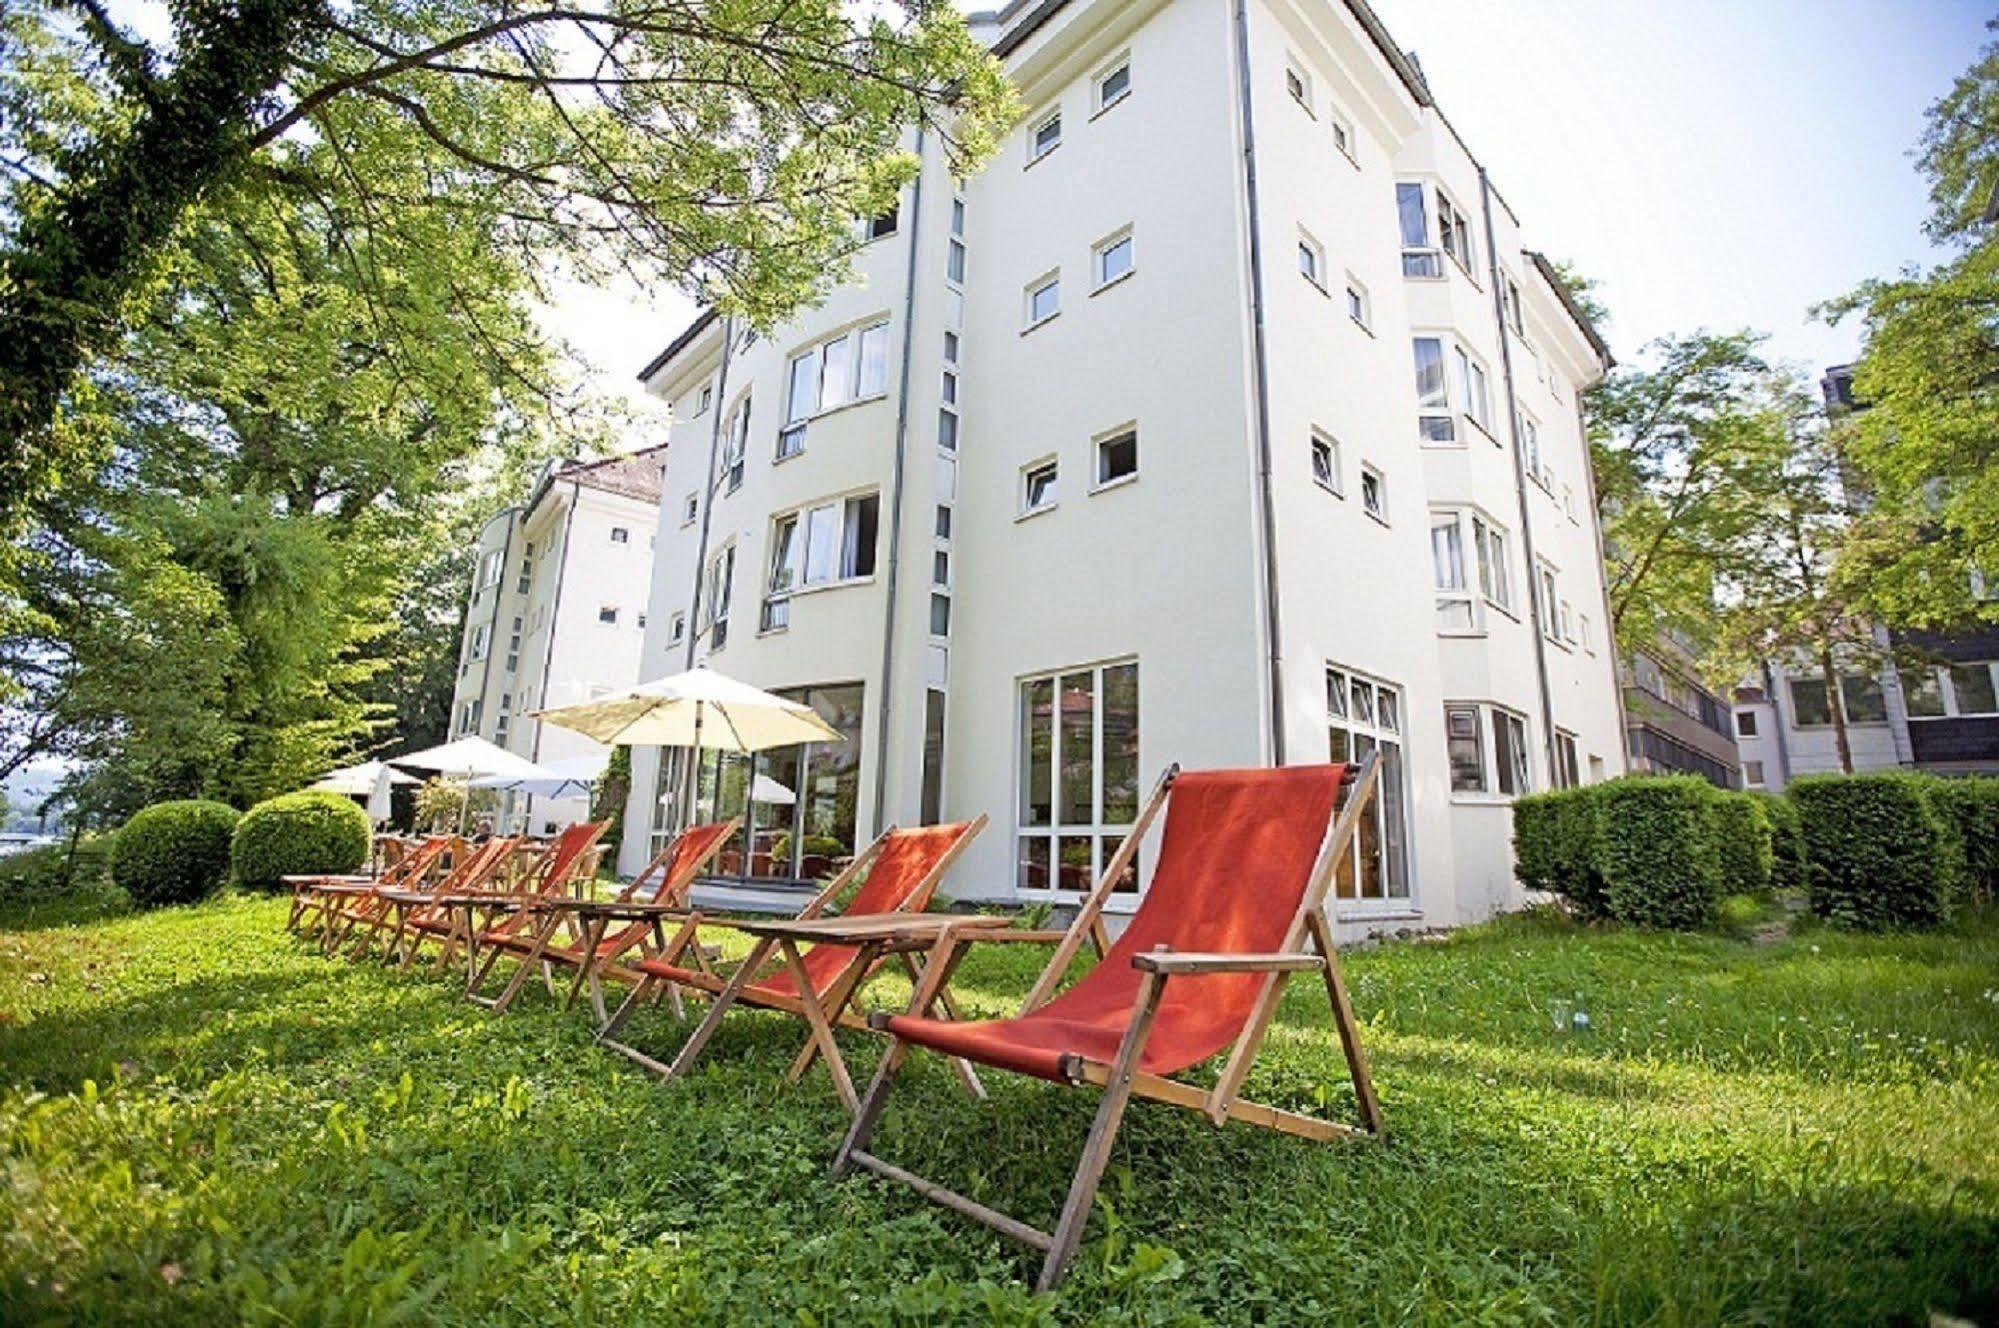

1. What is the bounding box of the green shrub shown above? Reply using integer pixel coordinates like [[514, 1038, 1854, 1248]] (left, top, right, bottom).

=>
[[1512, 786, 1610, 919], [231, 791, 371, 892], [111, 800, 240, 907], [0, 837, 109, 899], [1754, 792, 1807, 894], [1927, 776, 1999, 902], [1792, 773, 1963, 929], [1597, 776, 1723, 929], [1711, 792, 1775, 898]]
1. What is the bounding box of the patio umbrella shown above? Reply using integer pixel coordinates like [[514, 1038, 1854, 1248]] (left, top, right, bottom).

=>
[[657, 771, 795, 806], [308, 759, 418, 797], [534, 667, 839, 825], [364, 766, 398, 824], [387, 736, 553, 833], [469, 751, 608, 799]]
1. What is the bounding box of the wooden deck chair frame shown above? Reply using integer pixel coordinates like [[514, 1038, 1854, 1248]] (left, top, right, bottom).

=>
[[830, 758, 1386, 1291], [596, 814, 988, 1106], [440, 823, 605, 985], [465, 817, 740, 1018], [287, 835, 454, 936], [310, 838, 453, 957], [379, 836, 526, 974]]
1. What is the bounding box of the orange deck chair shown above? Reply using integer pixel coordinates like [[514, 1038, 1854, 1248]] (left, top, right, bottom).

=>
[[453, 822, 607, 995], [310, 836, 454, 957], [383, 834, 526, 973], [831, 759, 1386, 1291], [596, 816, 987, 1103], [286, 835, 451, 935], [465, 818, 741, 1017]]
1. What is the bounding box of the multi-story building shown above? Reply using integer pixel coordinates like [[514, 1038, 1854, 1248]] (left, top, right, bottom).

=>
[[617, 0, 1627, 935], [1621, 633, 1742, 789], [449, 447, 668, 832], [1727, 364, 1999, 791]]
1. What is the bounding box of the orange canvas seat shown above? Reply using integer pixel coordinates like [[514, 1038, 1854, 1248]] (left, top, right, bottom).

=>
[[833, 761, 1387, 1291], [381, 836, 524, 972]]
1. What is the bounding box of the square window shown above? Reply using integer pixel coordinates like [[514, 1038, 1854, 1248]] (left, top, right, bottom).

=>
[[598, 605, 619, 625], [1094, 232, 1134, 288], [1096, 59, 1131, 111], [1297, 233, 1325, 289], [1096, 429, 1138, 487], [1285, 63, 1311, 110], [1310, 431, 1342, 495], [864, 205, 898, 241], [1345, 276, 1370, 330], [610, 526, 629, 544], [935, 504, 953, 539], [1744, 760, 1765, 786], [1030, 111, 1062, 162], [1360, 465, 1387, 522], [1330, 109, 1357, 162], [1022, 460, 1058, 513], [682, 493, 698, 526], [1026, 274, 1060, 328], [1737, 710, 1758, 737]]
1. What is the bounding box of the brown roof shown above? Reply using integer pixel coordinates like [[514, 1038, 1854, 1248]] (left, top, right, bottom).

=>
[[558, 444, 669, 504]]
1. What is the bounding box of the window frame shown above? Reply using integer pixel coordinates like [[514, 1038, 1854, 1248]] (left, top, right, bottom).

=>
[[1020, 457, 1059, 517], [1024, 272, 1061, 331], [1310, 429, 1344, 496], [1360, 463, 1388, 524], [1014, 658, 1143, 906], [1345, 274, 1372, 331], [760, 491, 881, 632], [1092, 228, 1135, 292], [1027, 108, 1063, 164], [778, 319, 891, 458], [1093, 54, 1131, 114], [1297, 228, 1328, 292], [1093, 425, 1139, 491], [1326, 664, 1412, 903]]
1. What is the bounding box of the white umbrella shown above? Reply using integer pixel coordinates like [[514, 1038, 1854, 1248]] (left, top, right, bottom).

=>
[[364, 766, 398, 823], [535, 667, 839, 825], [309, 759, 418, 797], [469, 751, 608, 799], [388, 735, 550, 782]]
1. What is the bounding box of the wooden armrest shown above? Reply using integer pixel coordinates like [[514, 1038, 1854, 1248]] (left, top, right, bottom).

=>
[[1129, 951, 1325, 975], [955, 928, 1069, 944]]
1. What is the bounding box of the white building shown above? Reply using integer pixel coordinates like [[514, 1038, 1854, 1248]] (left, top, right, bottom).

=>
[[618, 0, 1627, 935], [449, 448, 668, 833]]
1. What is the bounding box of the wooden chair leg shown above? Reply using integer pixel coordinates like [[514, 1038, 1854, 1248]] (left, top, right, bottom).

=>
[[599, 973, 655, 1042], [1307, 909, 1385, 1136], [1037, 964, 1168, 1293], [666, 937, 775, 1082], [779, 940, 858, 1112], [833, 1036, 912, 1174]]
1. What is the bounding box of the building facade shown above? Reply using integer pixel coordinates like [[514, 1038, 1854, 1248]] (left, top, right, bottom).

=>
[[619, 0, 1627, 935], [448, 448, 668, 832], [1621, 634, 1742, 789]]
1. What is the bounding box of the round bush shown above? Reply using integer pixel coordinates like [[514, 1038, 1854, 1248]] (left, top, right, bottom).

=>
[[232, 791, 371, 891], [111, 800, 240, 908]]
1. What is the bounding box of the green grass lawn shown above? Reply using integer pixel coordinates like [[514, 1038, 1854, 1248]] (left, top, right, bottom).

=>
[[0, 891, 1994, 1325]]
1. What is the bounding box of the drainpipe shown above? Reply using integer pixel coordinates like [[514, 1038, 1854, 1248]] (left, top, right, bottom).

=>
[[526, 478, 581, 831], [1478, 170, 1560, 786], [871, 124, 929, 836], [1762, 659, 1794, 786], [669, 314, 736, 830], [1230, 0, 1286, 765], [475, 507, 517, 825]]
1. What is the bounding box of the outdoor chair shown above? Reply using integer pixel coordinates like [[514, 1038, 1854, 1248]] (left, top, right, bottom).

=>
[[436, 822, 605, 985], [381, 835, 527, 973], [285, 834, 451, 935], [462, 818, 739, 1017], [596, 815, 989, 1110], [830, 759, 1387, 1291]]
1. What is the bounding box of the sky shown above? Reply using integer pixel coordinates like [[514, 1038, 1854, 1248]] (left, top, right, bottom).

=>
[[545, 0, 1989, 408]]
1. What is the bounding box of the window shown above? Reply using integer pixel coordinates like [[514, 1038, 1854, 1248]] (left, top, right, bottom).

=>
[[1453, 344, 1493, 434], [780, 321, 890, 455], [1564, 484, 1578, 522], [516, 547, 532, 595], [1538, 564, 1560, 642], [1017, 660, 1140, 896], [943, 330, 960, 364], [704, 543, 734, 650], [920, 689, 947, 824], [947, 240, 967, 284], [1436, 188, 1474, 272], [1285, 62, 1311, 111], [1474, 515, 1513, 613], [1094, 230, 1134, 289], [1554, 731, 1581, 789], [932, 549, 950, 586], [1432, 509, 1511, 630], [610, 526, 629, 544], [1788, 674, 1833, 727], [637, 613, 647, 630], [681, 493, 698, 527], [598, 605, 619, 625], [1360, 464, 1387, 522], [1950, 662, 1998, 714], [1095, 57, 1130, 112], [1445, 704, 1485, 792], [1840, 674, 1887, 724], [1345, 276, 1371, 330], [1326, 666, 1410, 899], [1311, 430, 1343, 495], [937, 408, 958, 453], [1579, 613, 1594, 654], [1518, 412, 1546, 487], [1412, 338, 1454, 442], [941, 369, 957, 406], [1502, 275, 1524, 335], [1558, 600, 1576, 643], [762, 493, 881, 630], [863, 204, 898, 241], [1297, 231, 1326, 290], [694, 384, 712, 416], [1329, 107, 1357, 163], [1025, 273, 1060, 328], [951, 198, 965, 237], [668, 611, 686, 645], [469, 622, 490, 660], [719, 394, 750, 492], [476, 549, 502, 591], [1095, 428, 1138, 488], [1736, 710, 1759, 737], [1022, 459, 1058, 514], [1029, 110, 1062, 162], [1494, 708, 1531, 795], [1744, 760, 1766, 787], [1901, 669, 1946, 718], [935, 504, 953, 540], [1396, 182, 1441, 278], [929, 593, 951, 636]]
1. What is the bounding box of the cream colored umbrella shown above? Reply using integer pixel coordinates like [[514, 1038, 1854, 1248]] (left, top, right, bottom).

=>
[[533, 667, 839, 824], [309, 759, 419, 796]]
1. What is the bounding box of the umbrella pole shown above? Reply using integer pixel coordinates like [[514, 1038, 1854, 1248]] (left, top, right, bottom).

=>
[[679, 701, 703, 831]]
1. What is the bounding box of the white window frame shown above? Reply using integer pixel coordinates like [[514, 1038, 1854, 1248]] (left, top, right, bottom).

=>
[[598, 604, 620, 626], [703, 541, 735, 651], [1345, 274, 1371, 331], [717, 393, 750, 493], [1020, 457, 1059, 517], [1326, 664, 1412, 903], [761, 491, 881, 631], [1092, 425, 1138, 492], [1328, 105, 1358, 165], [469, 622, 490, 661], [1024, 272, 1061, 330], [1092, 227, 1135, 292], [610, 526, 630, 544], [1412, 336, 1456, 443], [668, 611, 686, 645], [1554, 730, 1581, 789], [1028, 108, 1062, 164], [1285, 59, 1313, 113], [1094, 54, 1131, 114], [477, 549, 503, 591], [1447, 701, 1532, 800], [778, 319, 891, 457], [1537, 561, 1562, 644], [1396, 181, 1443, 279], [1310, 429, 1344, 496], [1360, 463, 1388, 524], [681, 492, 698, 527], [1431, 507, 1513, 633], [1297, 229, 1328, 292], [1014, 658, 1143, 905]]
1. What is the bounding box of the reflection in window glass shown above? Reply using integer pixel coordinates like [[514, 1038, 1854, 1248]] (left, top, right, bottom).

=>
[[1329, 665, 1409, 898], [1017, 661, 1140, 894], [1840, 674, 1887, 723], [1060, 672, 1095, 824]]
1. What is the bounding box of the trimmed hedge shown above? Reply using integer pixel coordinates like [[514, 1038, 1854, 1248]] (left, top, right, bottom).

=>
[[1791, 773, 1962, 929], [1512, 787, 1610, 919], [111, 800, 240, 908], [1926, 776, 1999, 901], [1711, 792, 1775, 898], [1597, 776, 1724, 929], [1754, 792, 1807, 894], [231, 791, 371, 892]]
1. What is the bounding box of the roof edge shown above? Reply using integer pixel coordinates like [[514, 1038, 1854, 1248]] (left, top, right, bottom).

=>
[[635, 307, 721, 384], [1527, 250, 1613, 369]]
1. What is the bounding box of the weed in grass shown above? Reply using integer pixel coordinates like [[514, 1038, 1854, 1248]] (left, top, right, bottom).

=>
[[0, 896, 1993, 1323]]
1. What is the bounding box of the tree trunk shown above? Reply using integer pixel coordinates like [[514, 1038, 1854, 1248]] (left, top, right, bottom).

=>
[[1818, 641, 1853, 774], [0, 0, 326, 530]]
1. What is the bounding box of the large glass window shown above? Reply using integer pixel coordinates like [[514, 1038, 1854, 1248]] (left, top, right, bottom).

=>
[[1396, 182, 1441, 278], [1445, 704, 1485, 793], [920, 689, 946, 824], [1840, 674, 1887, 723], [1413, 338, 1454, 443], [1327, 666, 1409, 900], [780, 321, 890, 456], [1788, 674, 1834, 727], [1431, 513, 1471, 630], [1017, 660, 1140, 897], [703, 543, 734, 650], [762, 494, 880, 631], [719, 394, 750, 491], [1950, 661, 1998, 714]]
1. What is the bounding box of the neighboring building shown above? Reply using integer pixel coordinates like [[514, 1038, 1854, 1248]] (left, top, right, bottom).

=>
[[1728, 365, 1999, 792], [1621, 633, 1742, 788], [618, 0, 1627, 937], [449, 447, 669, 832]]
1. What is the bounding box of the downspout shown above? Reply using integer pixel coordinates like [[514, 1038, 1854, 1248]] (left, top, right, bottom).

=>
[[673, 316, 737, 828], [1478, 168, 1559, 786], [1230, 0, 1286, 764], [526, 478, 581, 830], [474, 508, 517, 745], [1761, 659, 1794, 785], [871, 124, 928, 836]]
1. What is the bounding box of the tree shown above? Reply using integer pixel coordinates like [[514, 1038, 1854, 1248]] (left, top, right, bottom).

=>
[[1707, 374, 1873, 773], [1586, 330, 1790, 656], [0, 0, 1015, 531], [1819, 22, 1999, 630]]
